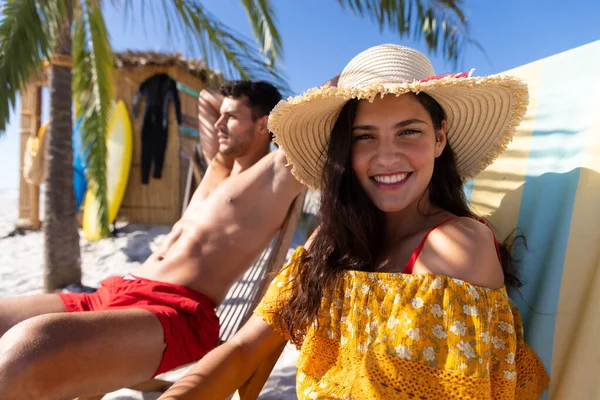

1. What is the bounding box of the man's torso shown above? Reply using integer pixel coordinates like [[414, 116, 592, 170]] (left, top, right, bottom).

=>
[[132, 151, 300, 306]]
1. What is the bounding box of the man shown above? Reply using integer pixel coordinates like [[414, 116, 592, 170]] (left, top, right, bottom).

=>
[[0, 80, 304, 400]]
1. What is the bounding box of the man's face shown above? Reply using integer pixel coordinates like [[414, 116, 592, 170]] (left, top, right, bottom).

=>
[[214, 96, 261, 156]]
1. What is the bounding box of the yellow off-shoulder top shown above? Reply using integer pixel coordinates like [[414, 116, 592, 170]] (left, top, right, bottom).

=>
[[255, 246, 549, 399]]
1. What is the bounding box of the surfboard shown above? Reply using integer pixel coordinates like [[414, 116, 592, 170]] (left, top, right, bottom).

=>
[[82, 100, 133, 241], [72, 117, 87, 210]]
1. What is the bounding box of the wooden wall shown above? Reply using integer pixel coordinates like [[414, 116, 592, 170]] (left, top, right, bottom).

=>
[[116, 65, 205, 225], [17, 63, 207, 229]]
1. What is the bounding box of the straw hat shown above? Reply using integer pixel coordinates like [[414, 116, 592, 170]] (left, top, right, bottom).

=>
[[269, 44, 529, 189]]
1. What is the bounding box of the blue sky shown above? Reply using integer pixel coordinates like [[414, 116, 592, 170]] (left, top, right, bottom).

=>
[[1, 0, 599, 191]]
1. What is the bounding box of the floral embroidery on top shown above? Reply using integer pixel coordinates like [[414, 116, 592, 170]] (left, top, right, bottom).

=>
[[255, 246, 549, 399]]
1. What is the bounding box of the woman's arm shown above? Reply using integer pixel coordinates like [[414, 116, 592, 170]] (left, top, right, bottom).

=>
[[158, 315, 286, 400]]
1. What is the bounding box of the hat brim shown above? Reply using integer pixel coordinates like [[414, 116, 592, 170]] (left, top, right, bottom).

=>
[[269, 75, 528, 190]]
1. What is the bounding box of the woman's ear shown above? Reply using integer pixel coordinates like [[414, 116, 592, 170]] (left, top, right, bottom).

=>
[[434, 120, 448, 157]]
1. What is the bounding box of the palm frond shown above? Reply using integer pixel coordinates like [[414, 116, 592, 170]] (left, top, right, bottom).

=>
[[239, 0, 282, 66], [431, 0, 466, 24], [178, 0, 290, 93], [73, 0, 114, 237], [119, 0, 290, 94], [37, 0, 68, 41], [336, 0, 471, 66], [0, 0, 63, 134]]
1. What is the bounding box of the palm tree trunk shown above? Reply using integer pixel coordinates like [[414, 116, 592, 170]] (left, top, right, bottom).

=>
[[44, 0, 81, 292]]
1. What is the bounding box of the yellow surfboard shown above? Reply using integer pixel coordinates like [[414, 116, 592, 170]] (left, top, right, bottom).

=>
[[82, 100, 133, 241]]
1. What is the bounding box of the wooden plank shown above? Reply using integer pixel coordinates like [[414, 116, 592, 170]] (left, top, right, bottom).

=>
[[233, 190, 307, 399], [239, 189, 307, 328], [182, 158, 194, 214], [127, 378, 173, 392], [30, 85, 42, 229], [17, 83, 42, 230]]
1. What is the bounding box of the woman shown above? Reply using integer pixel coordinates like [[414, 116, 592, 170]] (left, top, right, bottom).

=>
[[159, 44, 549, 399]]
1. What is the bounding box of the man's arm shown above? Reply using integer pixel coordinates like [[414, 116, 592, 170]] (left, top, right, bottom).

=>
[[272, 149, 305, 197], [187, 152, 235, 204], [322, 73, 340, 87], [157, 315, 286, 400], [198, 88, 224, 165], [187, 148, 302, 209]]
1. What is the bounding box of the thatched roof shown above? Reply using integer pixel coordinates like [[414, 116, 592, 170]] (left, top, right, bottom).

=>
[[115, 51, 221, 83]]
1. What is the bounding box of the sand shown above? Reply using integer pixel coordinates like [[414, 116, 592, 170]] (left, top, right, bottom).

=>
[[0, 193, 299, 399]]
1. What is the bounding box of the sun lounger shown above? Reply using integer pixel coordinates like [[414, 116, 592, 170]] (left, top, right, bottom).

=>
[[76, 188, 307, 400], [223, 41, 600, 400]]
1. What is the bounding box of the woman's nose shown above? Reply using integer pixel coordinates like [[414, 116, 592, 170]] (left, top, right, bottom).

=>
[[375, 141, 402, 167]]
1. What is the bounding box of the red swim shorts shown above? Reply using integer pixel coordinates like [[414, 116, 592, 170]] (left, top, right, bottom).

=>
[[57, 274, 220, 376]]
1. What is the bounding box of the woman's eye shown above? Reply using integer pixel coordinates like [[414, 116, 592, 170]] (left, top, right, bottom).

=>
[[399, 129, 420, 136], [353, 134, 373, 141]]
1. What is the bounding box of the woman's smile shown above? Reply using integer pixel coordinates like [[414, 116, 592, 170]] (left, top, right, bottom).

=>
[[370, 171, 412, 189]]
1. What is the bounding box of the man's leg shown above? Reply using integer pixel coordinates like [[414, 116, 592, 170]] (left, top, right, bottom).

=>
[[0, 308, 165, 400], [0, 294, 66, 338]]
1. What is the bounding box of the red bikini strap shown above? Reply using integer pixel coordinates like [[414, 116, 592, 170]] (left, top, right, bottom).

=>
[[478, 218, 502, 262], [403, 218, 456, 274], [403, 218, 502, 274]]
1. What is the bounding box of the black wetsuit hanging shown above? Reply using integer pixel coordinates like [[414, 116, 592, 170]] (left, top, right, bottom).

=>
[[133, 73, 182, 184]]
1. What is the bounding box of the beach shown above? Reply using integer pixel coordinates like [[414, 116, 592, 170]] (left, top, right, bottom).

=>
[[0, 192, 299, 399]]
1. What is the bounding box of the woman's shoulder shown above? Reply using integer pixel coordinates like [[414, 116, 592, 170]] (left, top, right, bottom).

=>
[[421, 217, 505, 289]]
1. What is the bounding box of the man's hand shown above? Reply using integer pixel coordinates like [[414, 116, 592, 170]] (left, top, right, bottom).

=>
[[322, 73, 340, 87]]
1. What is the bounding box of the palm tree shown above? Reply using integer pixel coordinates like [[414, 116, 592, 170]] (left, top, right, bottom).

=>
[[0, 0, 114, 291], [0, 0, 470, 292]]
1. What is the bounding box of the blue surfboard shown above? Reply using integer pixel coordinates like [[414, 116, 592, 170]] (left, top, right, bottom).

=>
[[72, 117, 87, 210]]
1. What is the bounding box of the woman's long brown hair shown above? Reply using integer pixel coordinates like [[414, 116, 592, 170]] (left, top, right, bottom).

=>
[[279, 93, 523, 345]]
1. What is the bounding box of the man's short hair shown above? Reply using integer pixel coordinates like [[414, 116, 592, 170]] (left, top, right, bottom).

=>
[[219, 80, 282, 120]]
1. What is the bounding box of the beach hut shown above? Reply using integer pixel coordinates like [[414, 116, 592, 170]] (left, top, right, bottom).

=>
[[16, 51, 220, 231]]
